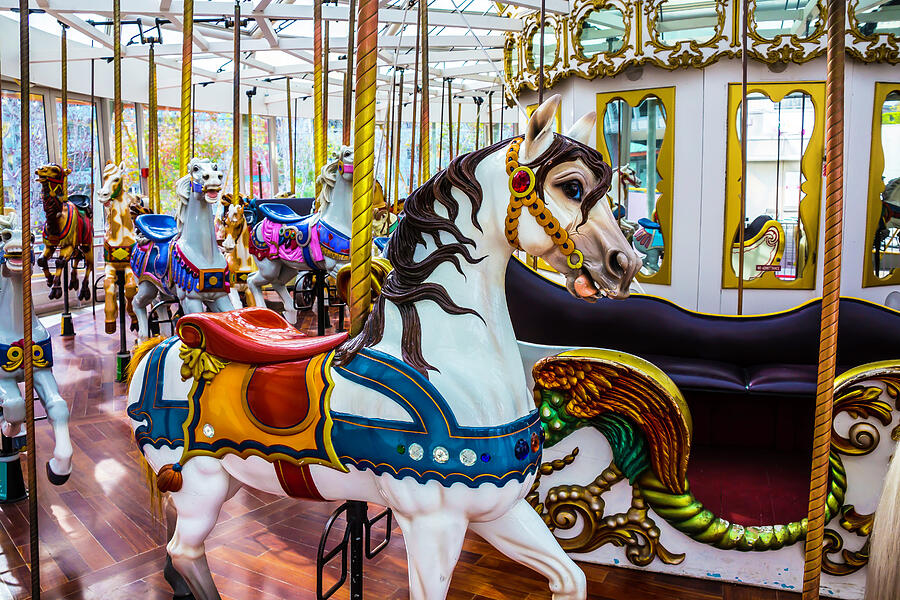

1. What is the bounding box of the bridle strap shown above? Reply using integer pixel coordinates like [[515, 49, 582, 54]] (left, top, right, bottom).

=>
[[504, 137, 583, 270]]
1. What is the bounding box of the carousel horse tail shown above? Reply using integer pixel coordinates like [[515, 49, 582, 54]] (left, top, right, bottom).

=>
[[128, 335, 167, 386], [865, 438, 900, 600]]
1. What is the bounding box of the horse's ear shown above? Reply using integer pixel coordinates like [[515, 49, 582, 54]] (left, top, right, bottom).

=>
[[566, 112, 596, 146], [118, 162, 126, 172], [175, 174, 191, 201], [519, 94, 561, 163]]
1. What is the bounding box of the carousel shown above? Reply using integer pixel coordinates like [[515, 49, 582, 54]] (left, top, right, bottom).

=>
[[0, 0, 897, 598]]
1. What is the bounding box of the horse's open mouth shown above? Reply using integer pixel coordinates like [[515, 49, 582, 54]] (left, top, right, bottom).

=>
[[204, 187, 221, 203], [3, 252, 23, 272], [573, 267, 605, 299]]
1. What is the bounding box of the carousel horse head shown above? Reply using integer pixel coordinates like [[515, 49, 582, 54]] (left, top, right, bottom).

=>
[[508, 95, 641, 299], [176, 158, 224, 206], [315, 146, 354, 210], [97, 161, 127, 206], [614, 164, 641, 189], [221, 201, 246, 253], [0, 212, 25, 279]]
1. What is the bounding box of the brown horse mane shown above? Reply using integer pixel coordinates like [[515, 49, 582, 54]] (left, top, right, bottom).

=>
[[335, 134, 613, 377]]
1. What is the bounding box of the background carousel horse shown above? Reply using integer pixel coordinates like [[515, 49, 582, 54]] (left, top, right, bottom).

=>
[[0, 211, 73, 484], [607, 165, 641, 241], [220, 197, 256, 308], [729, 214, 785, 280], [35, 164, 94, 301], [126, 96, 645, 600], [247, 146, 354, 324], [130, 158, 233, 341], [97, 161, 139, 334]]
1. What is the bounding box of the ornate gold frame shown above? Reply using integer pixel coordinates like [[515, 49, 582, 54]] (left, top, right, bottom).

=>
[[721, 81, 825, 290], [596, 87, 675, 285], [862, 82, 900, 287], [504, 0, 897, 98]]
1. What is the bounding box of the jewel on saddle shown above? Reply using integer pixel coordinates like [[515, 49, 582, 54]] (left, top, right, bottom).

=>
[[177, 307, 348, 364]]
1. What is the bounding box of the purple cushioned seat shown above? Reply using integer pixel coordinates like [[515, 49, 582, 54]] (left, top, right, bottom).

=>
[[643, 355, 747, 393], [746, 364, 851, 396]]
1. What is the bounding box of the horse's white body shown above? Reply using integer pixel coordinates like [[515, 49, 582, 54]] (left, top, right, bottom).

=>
[[132, 159, 234, 341], [0, 212, 73, 483], [247, 148, 354, 324], [128, 97, 641, 599]]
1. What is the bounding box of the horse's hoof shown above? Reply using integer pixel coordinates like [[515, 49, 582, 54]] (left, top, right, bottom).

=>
[[105, 322, 117, 334], [46, 462, 70, 486]]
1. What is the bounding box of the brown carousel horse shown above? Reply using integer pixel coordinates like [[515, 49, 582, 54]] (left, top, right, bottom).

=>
[[35, 164, 94, 301]]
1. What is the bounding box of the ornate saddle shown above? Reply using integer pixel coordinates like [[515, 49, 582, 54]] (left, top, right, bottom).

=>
[[258, 202, 304, 224], [136, 214, 179, 243], [635, 218, 664, 250], [178, 307, 348, 364], [68, 194, 92, 217]]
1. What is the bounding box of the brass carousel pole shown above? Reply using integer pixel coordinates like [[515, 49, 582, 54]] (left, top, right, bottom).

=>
[[454, 98, 461, 156], [474, 96, 481, 148], [18, 2, 40, 595], [148, 42, 159, 212], [247, 88, 255, 196], [348, 0, 378, 336], [179, 0, 194, 176], [59, 21, 76, 338], [438, 79, 445, 170], [286, 77, 294, 196], [802, 0, 846, 597], [313, 0, 326, 196], [342, 0, 357, 145], [385, 68, 397, 208], [323, 17, 330, 151], [419, 0, 430, 182], [447, 78, 453, 160], [232, 1, 241, 200], [538, 0, 545, 104], [737, 0, 748, 315], [409, 13, 420, 194], [112, 0, 129, 380], [393, 68, 404, 207], [488, 90, 494, 145]]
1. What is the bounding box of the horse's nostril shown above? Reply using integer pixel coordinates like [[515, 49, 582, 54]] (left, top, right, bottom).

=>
[[608, 250, 626, 277]]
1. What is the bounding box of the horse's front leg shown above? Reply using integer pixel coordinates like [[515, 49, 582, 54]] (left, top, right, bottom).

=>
[[38, 246, 54, 286], [209, 293, 235, 313], [0, 377, 24, 438], [180, 296, 206, 315], [32, 367, 72, 484], [469, 499, 586, 600], [103, 265, 119, 334], [78, 248, 94, 300], [274, 264, 300, 324], [124, 269, 138, 330], [393, 510, 469, 600]]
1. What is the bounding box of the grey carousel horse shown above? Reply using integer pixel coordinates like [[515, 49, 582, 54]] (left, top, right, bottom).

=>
[[130, 159, 234, 341], [0, 211, 73, 484]]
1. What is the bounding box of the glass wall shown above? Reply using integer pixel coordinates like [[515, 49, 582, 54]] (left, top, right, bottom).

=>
[[56, 99, 101, 195], [2, 91, 50, 232], [243, 115, 272, 198]]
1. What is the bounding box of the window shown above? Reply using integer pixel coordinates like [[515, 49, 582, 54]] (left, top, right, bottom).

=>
[[243, 115, 272, 198], [723, 82, 825, 289], [56, 98, 101, 230], [2, 91, 50, 233]]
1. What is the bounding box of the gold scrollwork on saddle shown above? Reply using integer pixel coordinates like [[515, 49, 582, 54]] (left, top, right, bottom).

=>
[[179, 344, 229, 384]]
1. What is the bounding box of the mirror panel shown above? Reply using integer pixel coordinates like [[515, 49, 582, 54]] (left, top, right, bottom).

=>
[[528, 22, 559, 71], [853, 0, 900, 37], [864, 85, 900, 286], [655, 0, 719, 44], [751, 0, 823, 39], [723, 82, 825, 289], [577, 6, 627, 58], [596, 87, 675, 284]]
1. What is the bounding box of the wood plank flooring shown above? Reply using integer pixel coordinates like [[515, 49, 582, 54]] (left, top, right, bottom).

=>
[[0, 307, 814, 599]]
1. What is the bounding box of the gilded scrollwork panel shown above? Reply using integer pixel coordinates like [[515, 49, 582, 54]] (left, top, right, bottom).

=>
[[847, 0, 900, 64], [643, 0, 733, 70]]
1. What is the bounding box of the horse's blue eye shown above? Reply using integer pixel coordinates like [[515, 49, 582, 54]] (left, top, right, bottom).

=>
[[562, 181, 583, 201]]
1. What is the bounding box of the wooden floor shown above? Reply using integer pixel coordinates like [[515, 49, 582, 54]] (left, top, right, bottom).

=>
[[0, 307, 811, 600]]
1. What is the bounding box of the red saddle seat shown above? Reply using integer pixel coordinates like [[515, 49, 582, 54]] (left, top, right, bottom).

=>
[[177, 307, 348, 364]]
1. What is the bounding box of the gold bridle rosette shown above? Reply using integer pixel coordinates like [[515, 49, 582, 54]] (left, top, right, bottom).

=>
[[505, 138, 584, 270]]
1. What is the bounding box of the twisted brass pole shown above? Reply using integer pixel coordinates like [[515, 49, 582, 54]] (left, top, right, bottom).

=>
[[393, 68, 404, 207], [179, 0, 195, 176], [455, 99, 461, 156], [247, 91, 254, 197], [438, 78, 445, 171], [287, 77, 294, 195], [488, 90, 494, 145], [232, 1, 240, 200], [19, 2, 40, 596], [149, 43, 159, 211], [324, 18, 330, 150], [447, 78, 453, 160], [409, 12, 420, 194], [348, 0, 378, 336], [803, 1, 845, 597], [419, 0, 430, 182], [737, 0, 748, 314], [114, 0, 122, 164], [342, 0, 357, 145], [538, 0, 545, 104], [313, 0, 326, 196], [60, 23, 68, 171]]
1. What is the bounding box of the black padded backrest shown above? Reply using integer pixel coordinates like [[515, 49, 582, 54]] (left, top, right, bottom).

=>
[[256, 197, 316, 216], [505, 259, 900, 367]]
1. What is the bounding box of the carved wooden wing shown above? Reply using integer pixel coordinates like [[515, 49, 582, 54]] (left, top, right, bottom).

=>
[[533, 349, 692, 494]]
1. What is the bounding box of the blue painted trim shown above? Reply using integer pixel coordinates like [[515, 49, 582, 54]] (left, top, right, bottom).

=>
[[126, 337, 189, 450]]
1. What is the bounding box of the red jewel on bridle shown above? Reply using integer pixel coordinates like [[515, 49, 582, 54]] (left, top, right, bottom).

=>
[[511, 170, 530, 193]]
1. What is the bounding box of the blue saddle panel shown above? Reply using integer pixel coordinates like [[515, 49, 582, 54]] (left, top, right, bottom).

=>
[[126, 337, 190, 450], [136, 214, 179, 242], [374, 236, 390, 252], [259, 202, 304, 224], [638, 218, 661, 230]]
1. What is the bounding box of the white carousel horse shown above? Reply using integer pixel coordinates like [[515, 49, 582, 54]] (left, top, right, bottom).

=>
[[220, 199, 256, 308], [126, 96, 641, 600], [130, 159, 234, 341], [96, 161, 139, 334], [0, 211, 73, 484], [246, 147, 354, 324]]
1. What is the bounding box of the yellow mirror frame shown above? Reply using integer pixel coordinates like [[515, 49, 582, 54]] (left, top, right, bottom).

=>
[[863, 82, 900, 287], [595, 86, 675, 285], [722, 81, 825, 290]]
